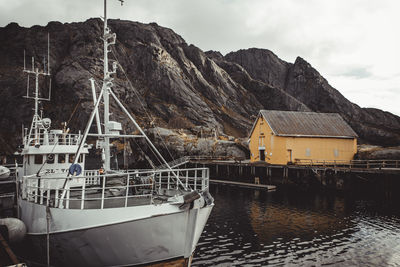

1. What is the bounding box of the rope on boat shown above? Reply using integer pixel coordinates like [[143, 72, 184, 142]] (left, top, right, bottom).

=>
[[46, 206, 50, 267], [66, 98, 82, 127]]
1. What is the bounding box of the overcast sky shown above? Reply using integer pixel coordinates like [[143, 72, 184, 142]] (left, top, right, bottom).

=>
[[1, 0, 399, 116]]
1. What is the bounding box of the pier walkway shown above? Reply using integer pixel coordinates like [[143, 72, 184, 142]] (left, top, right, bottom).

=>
[[210, 179, 276, 191]]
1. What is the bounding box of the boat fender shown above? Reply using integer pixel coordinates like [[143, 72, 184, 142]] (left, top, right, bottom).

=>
[[179, 191, 200, 210], [201, 190, 214, 207], [0, 166, 10, 180], [0, 218, 27, 243], [192, 196, 205, 209]]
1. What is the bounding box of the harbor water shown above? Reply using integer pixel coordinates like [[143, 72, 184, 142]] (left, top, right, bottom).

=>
[[192, 184, 400, 266]]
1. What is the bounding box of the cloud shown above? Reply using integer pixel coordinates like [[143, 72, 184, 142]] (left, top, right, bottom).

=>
[[337, 67, 373, 79], [1, 0, 399, 116]]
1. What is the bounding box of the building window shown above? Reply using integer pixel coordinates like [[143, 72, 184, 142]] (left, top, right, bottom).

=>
[[305, 148, 311, 157], [334, 149, 339, 158], [34, 155, 43, 165], [259, 136, 265, 147], [58, 154, 66, 163], [69, 154, 75, 163]]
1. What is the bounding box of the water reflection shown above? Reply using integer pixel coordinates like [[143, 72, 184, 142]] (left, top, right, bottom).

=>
[[193, 185, 400, 266]]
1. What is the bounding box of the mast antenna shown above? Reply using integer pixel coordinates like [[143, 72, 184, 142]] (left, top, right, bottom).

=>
[[47, 32, 50, 75], [22, 33, 53, 116]]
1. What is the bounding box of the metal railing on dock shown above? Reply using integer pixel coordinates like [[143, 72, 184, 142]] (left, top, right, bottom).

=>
[[294, 159, 400, 169], [188, 155, 246, 163]]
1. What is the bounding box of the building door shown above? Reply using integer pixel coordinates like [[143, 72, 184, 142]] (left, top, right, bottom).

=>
[[258, 135, 266, 161], [259, 149, 265, 161]]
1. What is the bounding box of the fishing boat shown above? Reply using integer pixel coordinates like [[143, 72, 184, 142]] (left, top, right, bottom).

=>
[[15, 1, 214, 266]]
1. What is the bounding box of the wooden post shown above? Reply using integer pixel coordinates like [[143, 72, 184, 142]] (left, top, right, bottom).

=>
[[283, 167, 289, 184]]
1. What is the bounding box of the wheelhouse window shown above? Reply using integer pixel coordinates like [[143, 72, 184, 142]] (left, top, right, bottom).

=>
[[58, 154, 66, 163], [69, 154, 75, 163], [34, 155, 43, 165], [47, 154, 55, 164], [78, 154, 83, 163]]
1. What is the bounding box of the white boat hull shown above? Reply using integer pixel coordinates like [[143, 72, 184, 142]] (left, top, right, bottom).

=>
[[19, 199, 213, 266]]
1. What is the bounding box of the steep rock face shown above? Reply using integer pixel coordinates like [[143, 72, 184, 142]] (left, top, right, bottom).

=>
[[210, 56, 310, 113], [225, 50, 400, 145], [225, 48, 290, 89], [0, 19, 259, 155], [0, 19, 399, 157]]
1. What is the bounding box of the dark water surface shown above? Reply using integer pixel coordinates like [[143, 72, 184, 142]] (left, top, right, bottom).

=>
[[192, 184, 400, 266]]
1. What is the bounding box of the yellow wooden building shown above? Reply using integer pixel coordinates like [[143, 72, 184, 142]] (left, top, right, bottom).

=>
[[248, 110, 358, 165]]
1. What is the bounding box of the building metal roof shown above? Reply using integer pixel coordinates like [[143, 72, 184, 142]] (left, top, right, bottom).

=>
[[255, 110, 358, 138]]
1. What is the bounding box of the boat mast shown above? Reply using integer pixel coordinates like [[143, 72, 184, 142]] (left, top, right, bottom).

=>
[[23, 34, 51, 146], [98, 0, 177, 174], [63, 0, 188, 191], [102, 0, 113, 170]]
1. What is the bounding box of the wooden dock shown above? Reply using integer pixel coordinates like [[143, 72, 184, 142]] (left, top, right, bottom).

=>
[[186, 156, 400, 195], [188, 156, 400, 174], [210, 179, 276, 191]]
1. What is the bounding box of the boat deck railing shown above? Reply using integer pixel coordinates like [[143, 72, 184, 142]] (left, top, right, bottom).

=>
[[24, 132, 81, 147], [22, 167, 209, 209]]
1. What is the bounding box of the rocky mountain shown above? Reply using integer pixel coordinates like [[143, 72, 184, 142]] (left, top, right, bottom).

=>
[[0, 19, 399, 159], [224, 48, 400, 146]]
